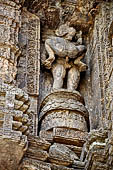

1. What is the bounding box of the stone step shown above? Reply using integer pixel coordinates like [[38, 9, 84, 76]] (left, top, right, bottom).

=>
[[25, 135, 51, 161], [25, 148, 49, 161], [20, 158, 75, 170], [28, 135, 51, 150], [20, 158, 51, 170]]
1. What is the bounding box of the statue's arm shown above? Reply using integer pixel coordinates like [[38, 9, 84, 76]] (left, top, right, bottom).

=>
[[43, 39, 55, 69]]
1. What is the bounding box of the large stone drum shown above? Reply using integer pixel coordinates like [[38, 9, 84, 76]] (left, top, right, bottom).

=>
[[39, 89, 89, 146]]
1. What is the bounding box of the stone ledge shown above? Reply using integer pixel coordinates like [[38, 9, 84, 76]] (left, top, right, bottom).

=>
[[53, 128, 88, 147], [19, 158, 51, 170], [28, 135, 51, 150], [25, 148, 49, 161], [19, 158, 76, 170]]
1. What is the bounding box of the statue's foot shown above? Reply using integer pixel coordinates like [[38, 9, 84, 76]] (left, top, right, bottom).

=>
[[43, 56, 55, 69]]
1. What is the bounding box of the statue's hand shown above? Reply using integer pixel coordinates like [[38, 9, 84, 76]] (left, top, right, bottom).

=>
[[43, 60, 52, 69], [42, 54, 55, 69]]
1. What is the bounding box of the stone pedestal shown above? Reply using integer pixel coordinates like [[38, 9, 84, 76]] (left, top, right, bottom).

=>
[[39, 89, 89, 147]]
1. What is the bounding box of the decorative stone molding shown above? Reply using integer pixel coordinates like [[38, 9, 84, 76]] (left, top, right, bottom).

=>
[[0, 0, 21, 84], [0, 83, 31, 170]]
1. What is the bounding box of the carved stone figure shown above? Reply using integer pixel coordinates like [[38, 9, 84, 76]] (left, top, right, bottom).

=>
[[39, 24, 89, 147], [43, 24, 87, 90], [43, 24, 86, 69]]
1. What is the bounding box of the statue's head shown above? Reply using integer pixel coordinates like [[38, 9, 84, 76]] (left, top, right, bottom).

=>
[[55, 24, 76, 40]]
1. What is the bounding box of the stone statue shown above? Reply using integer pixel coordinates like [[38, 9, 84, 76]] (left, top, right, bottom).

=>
[[43, 24, 87, 90]]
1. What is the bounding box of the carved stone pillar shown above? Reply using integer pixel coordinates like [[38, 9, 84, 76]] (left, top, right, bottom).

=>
[[0, 1, 31, 169], [17, 9, 40, 136], [0, 0, 21, 84], [39, 89, 89, 147]]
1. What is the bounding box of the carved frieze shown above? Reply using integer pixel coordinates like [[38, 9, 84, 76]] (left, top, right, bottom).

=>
[[0, 0, 21, 84], [17, 9, 40, 96], [53, 128, 88, 147]]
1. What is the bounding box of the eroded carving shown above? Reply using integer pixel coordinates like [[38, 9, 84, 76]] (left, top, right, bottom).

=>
[[0, 82, 31, 170], [42, 24, 87, 90], [0, 1, 21, 84], [49, 143, 79, 166]]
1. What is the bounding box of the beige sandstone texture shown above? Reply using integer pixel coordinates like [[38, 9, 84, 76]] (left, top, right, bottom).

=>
[[0, 0, 113, 170]]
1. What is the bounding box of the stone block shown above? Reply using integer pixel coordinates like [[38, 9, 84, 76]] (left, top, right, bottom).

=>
[[49, 143, 79, 166], [53, 128, 88, 147], [0, 136, 27, 170], [72, 160, 85, 169], [26, 148, 49, 161], [51, 164, 74, 170], [28, 135, 51, 150], [20, 158, 51, 170], [66, 145, 82, 157]]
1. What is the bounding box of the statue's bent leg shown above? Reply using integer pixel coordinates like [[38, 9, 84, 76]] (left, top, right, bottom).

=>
[[52, 63, 66, 90], [67, 66, 80, 91]]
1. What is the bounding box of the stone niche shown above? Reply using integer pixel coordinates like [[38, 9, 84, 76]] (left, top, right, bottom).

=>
[[38, 22, 89, 153]]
